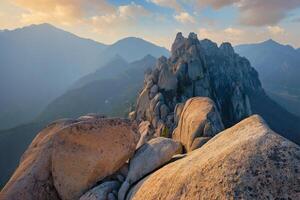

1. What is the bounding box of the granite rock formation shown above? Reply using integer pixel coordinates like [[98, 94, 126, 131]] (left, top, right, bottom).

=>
[[52, 118, 139, 200], [2, 32, 300, 200], [118, 137, 182, 200], [173, 97, 224, 152], [0, 119, 75, 200], [134, 32, 261, 139], [0, 117, 139, 200], [127, 115, 300, 200]]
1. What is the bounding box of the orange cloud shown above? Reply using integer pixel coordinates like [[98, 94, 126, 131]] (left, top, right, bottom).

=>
[[194, 0, 300, 26], [196, 0, 239, 10], [174, 12, 195, 24], [13, 0, 115, 25], [150, 0, 182, 12]]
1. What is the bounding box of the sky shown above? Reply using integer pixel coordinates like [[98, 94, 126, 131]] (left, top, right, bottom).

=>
[[0, 0, 300, 49]]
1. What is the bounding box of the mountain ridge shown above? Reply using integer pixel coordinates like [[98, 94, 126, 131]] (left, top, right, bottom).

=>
[[0, 23, 169, 130], [37, 55, 157, 123], [235, 39, 300, 116]]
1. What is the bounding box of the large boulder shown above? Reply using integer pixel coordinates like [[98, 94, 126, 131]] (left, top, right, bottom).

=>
[[0, 117, 139, 200], [173, 97, 224, 152], [0, 119, 77, 200], [52, 118, 139, 200], [127, 115, 300, 200], [118, 137, 182, 200]]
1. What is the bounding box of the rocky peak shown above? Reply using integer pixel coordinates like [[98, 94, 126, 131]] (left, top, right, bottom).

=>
[[219, 42, 235, 56], [188, 32, 198, 40], [134, 32, 263, 136], [171, 32, 185, 53]]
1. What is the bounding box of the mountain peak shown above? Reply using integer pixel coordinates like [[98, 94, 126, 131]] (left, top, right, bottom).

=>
[[265, 38, 276, 43], [171, 32, 200, 56], [30, 23, 55, 28], [141, 54, 156, 61], [102, 36, 169, 62], [220, 42, 235, 56], [113, 37, 150, 45], [18, 23, 59, 32], [262, 39, 281, 46], [105, 54, 128, 65], [188, 32, 198, 40]]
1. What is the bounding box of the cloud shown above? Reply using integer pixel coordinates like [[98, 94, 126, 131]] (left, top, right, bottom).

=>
[[194, 0, 300, 26], [196, 0, 239, 9], [149, 0, 182, 12], [238, 0, 300, 26], [87, 2, 153, 44], [267, 26, 285, 35], [174, 12, 195, 23], [91, 2, 150, 29], [224, 27, 243, 36], [7, 0, 156, 45], [119, 2, 150, 19], [9, 0, 152, 35], [198, 27, 245, 44], [13, 0, 115, 25]]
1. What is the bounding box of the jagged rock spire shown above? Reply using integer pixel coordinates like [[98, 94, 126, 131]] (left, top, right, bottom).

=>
[[171, 32, 185, 54], [188, 32, 198, 40], [220, 42, 235, 56], [134, 32, 263, 137]]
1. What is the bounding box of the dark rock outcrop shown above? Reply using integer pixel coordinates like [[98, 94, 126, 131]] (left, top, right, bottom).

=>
[[134, 32, 260, 136], [133, 32, 300, 144]]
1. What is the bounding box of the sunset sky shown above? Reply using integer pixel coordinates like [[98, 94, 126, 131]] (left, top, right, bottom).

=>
[[1, 0, 300, 49]]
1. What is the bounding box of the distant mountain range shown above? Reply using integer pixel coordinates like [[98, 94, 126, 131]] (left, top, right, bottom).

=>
[[0, 23, 169, 130], [235, 40, 300, 116], [0, 55, 156, 188], [37, 55, 156, 122]]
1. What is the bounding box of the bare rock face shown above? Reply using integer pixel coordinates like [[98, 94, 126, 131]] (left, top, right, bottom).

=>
[[134, 32, 262, 137], [0, 117, 139, 200], [173, 97, 224, 152], [127, 115, 300, 200], [0, 119, 77, 200], [118, 137, 182, 200], [52, 118, 140, 200]]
